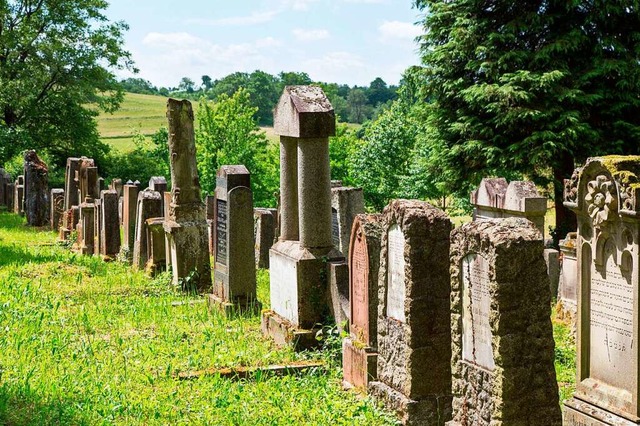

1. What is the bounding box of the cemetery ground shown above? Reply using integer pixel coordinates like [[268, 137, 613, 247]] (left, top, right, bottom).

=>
[[0, 212, 396, 425], [0, 210, 576, 425]]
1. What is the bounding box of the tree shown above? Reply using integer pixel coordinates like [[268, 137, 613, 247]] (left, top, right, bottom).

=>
[[201, 75, 212, 91], [347, 88, 370, 123], [367, 77, 395, 106], [414, 0, 640, 241], [120, 78, 158, 95], [0, 0, 134, 166], [178, 77, 196, 94], [247, 70, 279, 126], [195, 88, 278, 207]]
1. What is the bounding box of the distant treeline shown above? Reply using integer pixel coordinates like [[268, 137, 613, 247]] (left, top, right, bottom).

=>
[[120, 71, 399, 125]]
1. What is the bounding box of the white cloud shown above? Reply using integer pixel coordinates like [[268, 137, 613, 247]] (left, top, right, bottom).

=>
[[344, 0, 388, 3], [292, 28, 330, 42], [379, 20, 422, 41], [186, 11, 278, 26], [281, 0, 320, 11], [302, 51, 368, 83]]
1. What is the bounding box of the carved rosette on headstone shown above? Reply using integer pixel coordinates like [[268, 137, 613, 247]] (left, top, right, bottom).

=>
[[23, 150, 49, 226], [209, 165, 259, 313], [262, 86, 345, 350], [368, 200, 452, 426], [163, 99, 212, 291], [449, 218, 561, 426], [563, 156, 640, 425], [342, 213, 382, 390]]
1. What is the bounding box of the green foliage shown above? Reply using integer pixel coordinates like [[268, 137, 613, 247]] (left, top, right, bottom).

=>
[[0, 0, 134, 168], [329, 124, 360, 187], [196, 89, 278, 207]]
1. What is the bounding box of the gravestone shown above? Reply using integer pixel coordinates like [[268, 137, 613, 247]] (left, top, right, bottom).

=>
[[254, 208, 277, 269], [471, 177, 547, 234], [556, 232, 578, 326], [145, 217, 166, 274], [342, 213, 383, 390], [5, 182, 14, 211], [77, 158, 98, 203], [563, 156, 640, 425], [110, 178, 123, 197], [100, 190, 121, 257], [121, 183, 140, 256], [133, 189, 162, 270], [545, 248, 561, 296], [76, 166, 98, 252], [149, 176, 167, 211], [163, 99, 212, 291], [50, 189, 65, 230], [14, 176, 24, 215], [93, 198, 102, 255], [210, 165, 258, 312], [330, 186, 365, 258], [368, 200, 452, 426], [0, 168, 8, 209], [262, 86, 345, 350], [448, 218, 561, 426], [163, 191, 172, 271], [23, 150, 49, 226], [64, 157, 81, 211], [78, 201, 95, 255], [206, 194, 215, 254]]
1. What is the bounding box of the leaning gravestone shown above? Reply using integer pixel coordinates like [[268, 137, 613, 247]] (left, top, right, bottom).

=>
[[163, 99, 211, 291], [342, 213, 383, 390], [369, 200, 452, 426], [262, 86, 344, 349], [448, 218, 561, 426], [23, 150, 49, 226], [563, 156, 640, 425], [209, 165, 258, 312]]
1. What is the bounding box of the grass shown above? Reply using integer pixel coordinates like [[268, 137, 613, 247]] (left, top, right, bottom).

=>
[[0, 211, 395, 425], [97, 93, 279, 152], [553, 310, 576, 404]]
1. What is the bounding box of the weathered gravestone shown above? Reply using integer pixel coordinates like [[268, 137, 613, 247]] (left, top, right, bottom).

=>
[[14, 176, 24, 215], [100, 190, 121, 257], [448, 218, 561, 426], [145, 217, 166, 274], [121, 183, 140, 257], [254, 208, 277, 269], [77, 165, 99, 254], [50, 189, 65, 230], [63, 157, 81, 211], [331, 186, 365, 259], [94, 198, 102, 255], [133, 189, 162, 270], [556, 232, 578, 327], [23, 150, 49, 226], [563, 156, 640, 425], [210, 165, 258, 312], [368, 200, 452, 426], [262, 86, 345, 349], [342, 213, 383, 390], [5, 182, 14, 211], [206, 194, 215, 254], [149, 176, 167, 211], [163, 99, 211, 291], [471, 177, 547, 234], [0, 168, 10, 209]]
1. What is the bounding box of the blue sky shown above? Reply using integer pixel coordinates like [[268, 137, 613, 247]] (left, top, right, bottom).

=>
[[105, 0, 424, 88]]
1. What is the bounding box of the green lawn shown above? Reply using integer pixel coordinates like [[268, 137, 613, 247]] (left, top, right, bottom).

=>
[[0, 212, 395, 425]]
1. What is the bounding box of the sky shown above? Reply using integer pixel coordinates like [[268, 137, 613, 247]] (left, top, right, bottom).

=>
[[105, 0, 424, 89]]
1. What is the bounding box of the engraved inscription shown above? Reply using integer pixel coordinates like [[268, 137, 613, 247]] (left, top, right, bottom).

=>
[[387, 224, 406, 322], [589, 249, 633, 390], [216, 199, 228, 265], [462, 253, 495, 371], [350, 229, 369, 342]]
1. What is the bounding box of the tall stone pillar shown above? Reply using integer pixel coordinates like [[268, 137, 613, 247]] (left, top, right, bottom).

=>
[[262, 86, 344, 350], [163, 99, 212, 292]]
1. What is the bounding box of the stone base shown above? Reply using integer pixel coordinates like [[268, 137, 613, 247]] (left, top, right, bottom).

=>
[[164, 220, 212, 292], [563, 398, 640, 425], [342, 337, 377, 390], [261, 310, 321, 352], [369, 380, 451, 426], [207, 293, 262, 317]]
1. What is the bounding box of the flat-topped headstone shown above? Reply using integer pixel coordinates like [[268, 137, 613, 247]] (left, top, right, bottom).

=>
[[471, 177, 547, 234], [254, 208, 277, 269], [78, 200, 95, 255], [23, 150, 49, 226], [121, 183, 140, 258], [145, 217, 166, 274], [5, 182, 14, 211], [14, 178, 24, 215], [563, 156, 640, 425], [343, 213, 383, 389], [50, 189, 65, 230], [449, 218, 561, 426], [149, 176, 167, 208], [273, 85, 336, 138], [93, 198, 102, 255], [163, 99, 211, 291], [369, 200, 452, 425], [133, 189, 162, 270], [100, 190, 120, 257], [330, 186, 365, 259], [64, 158, 81, 210]]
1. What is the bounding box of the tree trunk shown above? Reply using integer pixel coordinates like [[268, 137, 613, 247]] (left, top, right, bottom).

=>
[[552, 151, 577, 247]]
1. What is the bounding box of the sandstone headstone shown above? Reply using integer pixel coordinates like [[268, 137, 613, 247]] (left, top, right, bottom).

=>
[[254, 208, 277, 269], [556, 232, 578, 327], [14, 176, 24, 215], [100, 190, 121, 257], [343, 213, 383, 390], [163, 99, 212, 291], [330, 186, 365, 258], [5, 182, 14, 212], [449, 218, 561, 426], [78, 201, 95, 255], [50, 189, 65, 230], [149, 176, 167, 211], [122, 183, 139, 255], [210, 165, 258, 312], [563, 156, 640, 425], [133, 189, 162, 270], [110, 178, 124, 197], [64, 157, 81, 211], [145, 217, 166, 275], [93, 199, 102, 255], [263, 86, 344, 350], [23, 150, 49, 226], [368, 200, 452, 426], [544, 247, 560, 296]]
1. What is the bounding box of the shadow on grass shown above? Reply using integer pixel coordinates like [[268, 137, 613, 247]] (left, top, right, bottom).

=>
[[0, 243, 62, 268], [0, 383, 89, 426]]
